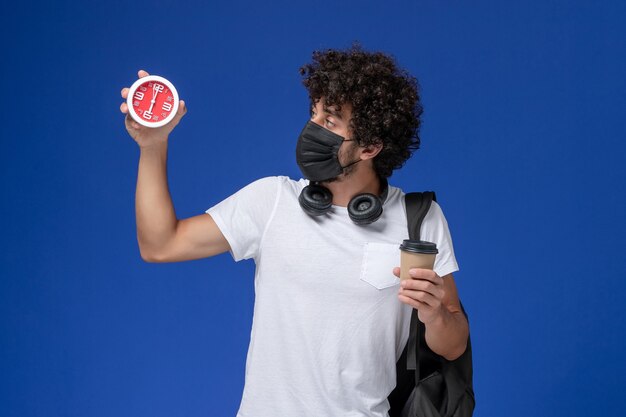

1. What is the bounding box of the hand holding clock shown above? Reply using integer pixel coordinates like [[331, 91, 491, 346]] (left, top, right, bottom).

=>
[[120, 70, 187, 148]]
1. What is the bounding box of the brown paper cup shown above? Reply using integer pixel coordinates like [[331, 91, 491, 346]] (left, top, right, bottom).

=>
[[400, 251, 436, 280], [399, 240, 438, 280]]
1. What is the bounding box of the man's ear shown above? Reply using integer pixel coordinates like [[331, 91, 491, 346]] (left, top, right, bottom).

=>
[[359, 142, 383, 160]]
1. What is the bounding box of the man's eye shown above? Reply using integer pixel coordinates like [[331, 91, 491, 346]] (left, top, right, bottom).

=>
[[325, 119, 335, 128]]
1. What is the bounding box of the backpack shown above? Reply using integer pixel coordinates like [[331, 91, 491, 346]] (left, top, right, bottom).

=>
[[387, 192, 475, 417]]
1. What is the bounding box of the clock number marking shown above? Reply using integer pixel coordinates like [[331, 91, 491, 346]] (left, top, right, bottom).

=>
[[131, 78, 176, 124]]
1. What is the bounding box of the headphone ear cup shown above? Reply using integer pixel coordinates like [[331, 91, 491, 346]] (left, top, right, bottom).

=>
[[348, 193, 383, 225], [299, 184, 333, 216]]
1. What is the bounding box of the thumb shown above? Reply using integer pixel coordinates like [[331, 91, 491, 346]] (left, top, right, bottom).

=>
[[393, 267, 401, 278], [178, 100, 187, 117], [171, 100, 187, 124]]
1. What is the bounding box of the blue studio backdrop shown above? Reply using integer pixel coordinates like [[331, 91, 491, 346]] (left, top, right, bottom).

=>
[[2, 1, 625, 416]]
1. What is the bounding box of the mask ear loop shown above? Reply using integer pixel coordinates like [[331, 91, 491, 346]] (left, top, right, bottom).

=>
[[339, 157, 361, 170]]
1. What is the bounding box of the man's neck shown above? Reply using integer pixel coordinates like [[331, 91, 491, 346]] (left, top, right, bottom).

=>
[[322, 166, 382, 207]]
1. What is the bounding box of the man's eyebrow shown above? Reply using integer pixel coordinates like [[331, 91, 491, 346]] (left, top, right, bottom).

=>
[[323, 107, 344, 120]]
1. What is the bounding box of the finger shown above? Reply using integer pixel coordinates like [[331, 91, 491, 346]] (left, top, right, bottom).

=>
[[398, 290, 438, 308], [402, 276, 437, 289], [120, 102, 128, 113], [401, 279, 444, 299], [392, 267, 401, 278], [398, 294, 431, 310], [125, 113, 140, 129], [121, 87, 129, 98], [171, 100, 187, 123], [138, 69, 150, 78], [409, 268, 440, 284]]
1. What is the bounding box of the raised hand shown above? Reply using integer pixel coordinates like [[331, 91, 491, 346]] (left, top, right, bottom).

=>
[[120, 70, 187, 148]]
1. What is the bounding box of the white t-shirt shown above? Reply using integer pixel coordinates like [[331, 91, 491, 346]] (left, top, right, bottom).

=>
[[206, 176, 459, 417]]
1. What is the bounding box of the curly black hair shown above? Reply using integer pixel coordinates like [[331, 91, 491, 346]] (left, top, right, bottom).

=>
[[299, 44, 423, 179]]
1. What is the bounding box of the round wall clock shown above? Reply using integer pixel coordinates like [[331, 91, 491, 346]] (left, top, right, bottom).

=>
[[126, 75, 179, 128]]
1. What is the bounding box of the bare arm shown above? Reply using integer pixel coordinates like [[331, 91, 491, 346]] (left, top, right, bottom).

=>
[[134, 142, 230, 262], [395, 269, 469, 360], [121, 70, 230, 262]]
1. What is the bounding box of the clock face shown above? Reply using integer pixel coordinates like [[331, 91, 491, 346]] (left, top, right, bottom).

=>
[[126, 75, 179, 128]]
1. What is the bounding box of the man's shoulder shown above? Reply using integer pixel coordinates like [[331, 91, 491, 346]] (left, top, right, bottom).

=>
[[386, 182, 404, 195], [387, 185, 449, 219], [227, 176, 307, 206], [245, 176, 307, 193]]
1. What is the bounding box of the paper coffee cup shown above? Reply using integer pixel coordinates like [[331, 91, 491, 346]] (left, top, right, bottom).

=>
[[399, 240, 438, 280]]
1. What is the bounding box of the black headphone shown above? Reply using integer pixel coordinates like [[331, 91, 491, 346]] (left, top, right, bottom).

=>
[[298, 180, 389, 225]]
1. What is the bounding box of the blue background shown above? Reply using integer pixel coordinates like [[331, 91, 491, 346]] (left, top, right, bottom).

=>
[[2, 1, 625, 416]]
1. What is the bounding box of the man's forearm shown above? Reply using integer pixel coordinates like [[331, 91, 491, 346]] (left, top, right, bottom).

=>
[[424, 308, 469, 361], [135, 140, 178, 260]]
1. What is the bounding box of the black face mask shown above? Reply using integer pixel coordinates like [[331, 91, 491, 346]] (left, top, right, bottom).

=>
[[295, 121, 360, 182]]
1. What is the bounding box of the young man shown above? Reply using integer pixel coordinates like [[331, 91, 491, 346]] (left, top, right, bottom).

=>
[[120, 45, 468, 417]]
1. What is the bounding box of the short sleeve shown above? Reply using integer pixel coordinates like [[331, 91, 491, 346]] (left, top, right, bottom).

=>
[[420, 201, 460, 278], [206, 176, 282, 261]]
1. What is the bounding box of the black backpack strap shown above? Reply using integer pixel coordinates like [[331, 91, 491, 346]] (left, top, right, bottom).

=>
[[390, 192, 475, 417], [403, 192, 436, 375], [388, 192, 436, 417], [405, 192, 436, 241]]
